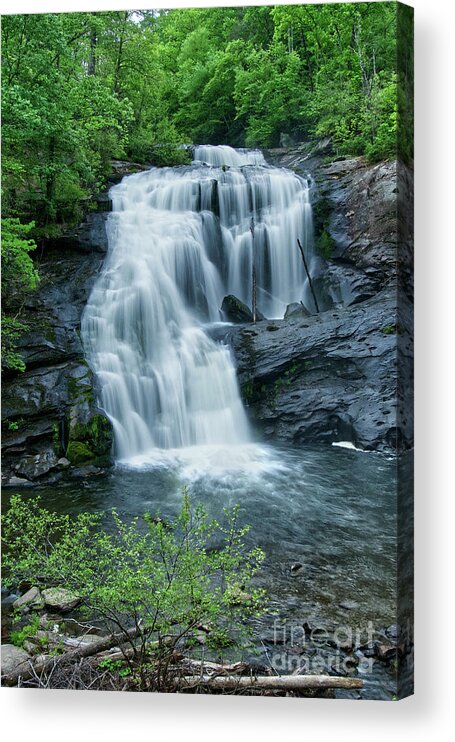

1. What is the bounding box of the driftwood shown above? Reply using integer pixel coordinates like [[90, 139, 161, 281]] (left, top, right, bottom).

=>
[[173, 673, 363, 691], [1, 627, 140, 687], [297, 238, 320, 313]]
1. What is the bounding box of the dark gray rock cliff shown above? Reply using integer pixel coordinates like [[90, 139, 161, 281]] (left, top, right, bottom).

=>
[[1, 212, 113, 485]]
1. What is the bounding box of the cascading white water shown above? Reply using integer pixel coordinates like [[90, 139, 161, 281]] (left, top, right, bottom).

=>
[[82, 145, 314, 464]]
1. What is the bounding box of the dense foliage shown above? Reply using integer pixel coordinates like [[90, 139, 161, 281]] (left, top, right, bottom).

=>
[[1, 3, 413, 370], [1, 3, 413, 225], [2, 492, 266, 689], [1, 218, 39, 372]]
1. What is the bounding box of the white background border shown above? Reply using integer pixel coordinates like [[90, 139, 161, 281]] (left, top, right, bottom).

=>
[[1, 0, 453, 739]]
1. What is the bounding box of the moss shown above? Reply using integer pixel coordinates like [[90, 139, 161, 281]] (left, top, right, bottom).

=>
[[67, 413, 113, 466], [71, 414, 112, 456], [381, 325, 396, 335], [67, 374, 95, 405], [3, 417, 25, 432], [52, 422, 60, 453], [316, 229, 335, 259], [65, 441, 94, 465], [241, 380, 254, 402]]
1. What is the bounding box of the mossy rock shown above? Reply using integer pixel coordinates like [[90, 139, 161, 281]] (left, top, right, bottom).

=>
[[70, 414, 112, 456], [66, 413, 113, 466], [65, 441, 95, 465]]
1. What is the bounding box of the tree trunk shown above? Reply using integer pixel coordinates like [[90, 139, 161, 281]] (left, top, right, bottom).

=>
[[88, 25, 97, 76]]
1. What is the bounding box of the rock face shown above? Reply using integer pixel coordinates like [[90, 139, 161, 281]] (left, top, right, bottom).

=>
[[1, 160, 157, 484], [1, 207, 114, 484], [216, 285, 411, 451]]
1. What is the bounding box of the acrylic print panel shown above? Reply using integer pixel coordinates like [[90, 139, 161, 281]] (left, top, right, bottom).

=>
[[1, 1, 414, 700]]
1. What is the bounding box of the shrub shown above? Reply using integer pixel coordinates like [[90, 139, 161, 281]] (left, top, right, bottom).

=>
[[2, 491, 266, 690]]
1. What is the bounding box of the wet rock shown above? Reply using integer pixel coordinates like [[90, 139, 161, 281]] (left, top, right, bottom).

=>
[[47, 212, 109, 254], [57, 457, 71, 468], [1, 644, 31, 676], [109, 159, 150, 182], [385, 624, 400, 642], [221, 295, 265, 323], [265, 148, 412, 310], [284, 303, 312, 320], [69, 465, 104, 478], [5, 476, 34, 487], [42, 588, 81, 612], [14, 451, 59, 481], [290, 562, 303, 576], [13, 587, 44, 612]]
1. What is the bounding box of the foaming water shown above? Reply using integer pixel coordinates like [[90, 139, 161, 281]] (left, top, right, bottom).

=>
[[119, 443, 288, 481], [82, 145, 314, 465]]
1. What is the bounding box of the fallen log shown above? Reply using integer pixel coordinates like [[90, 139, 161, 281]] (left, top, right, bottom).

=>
[[1, 627, 140, 687], [173, 674, 363, 692]]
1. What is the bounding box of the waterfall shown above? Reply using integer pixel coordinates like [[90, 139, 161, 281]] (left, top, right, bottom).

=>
[[82, 145, 313, 463]]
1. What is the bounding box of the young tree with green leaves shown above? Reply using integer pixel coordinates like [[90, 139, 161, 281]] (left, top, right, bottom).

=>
[[2, 492, 266, 690]]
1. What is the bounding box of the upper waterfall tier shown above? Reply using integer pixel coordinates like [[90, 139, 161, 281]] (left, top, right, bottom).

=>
[[193, 144, 267, 167], [82, 145, 314, 460]]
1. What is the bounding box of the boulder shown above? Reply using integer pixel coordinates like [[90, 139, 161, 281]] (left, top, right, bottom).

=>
[[1, 644, 31, 676], [13, 587, 44, 612], [42, 588, 81, 612], [284, 302, 312, 320], [23, 640, 40, 655], [221, 295, 265, 323], [14, 451, 58, 481]]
